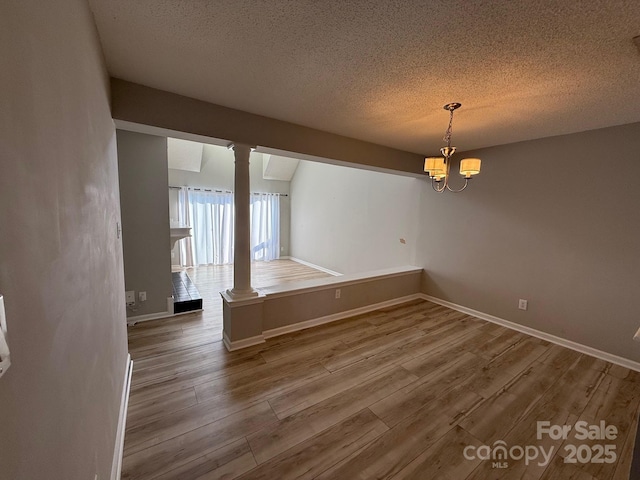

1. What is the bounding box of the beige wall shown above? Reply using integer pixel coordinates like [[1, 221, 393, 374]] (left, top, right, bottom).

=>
[[261, 271, 422, 331], [290, 161, 420, 274], [0, 1, 129, 479], [417, 122, 640, 362], [111, 79, 425, 175], [117, 130, 173, 317], [223, 268, 422, 343]]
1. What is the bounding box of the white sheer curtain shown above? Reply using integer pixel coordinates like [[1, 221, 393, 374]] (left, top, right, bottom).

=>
[[176, 188, 280, 266], [178, 188, 234, 266], [176, 187, 195, 266], [250, 193, 280, 261]]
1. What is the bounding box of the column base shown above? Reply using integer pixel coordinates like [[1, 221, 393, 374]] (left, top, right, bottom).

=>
[[224, 288, 260, 300], [221, 289, 265, 352]]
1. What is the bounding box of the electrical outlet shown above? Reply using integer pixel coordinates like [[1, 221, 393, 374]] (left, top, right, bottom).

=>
[[518, 299, 528, 311], [125, 291, 135, 305], [335, 289, 341, 299], [139, 291, 147, 302]]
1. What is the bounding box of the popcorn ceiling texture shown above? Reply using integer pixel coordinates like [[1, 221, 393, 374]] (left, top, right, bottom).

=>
[[88, 0, 640, 154]]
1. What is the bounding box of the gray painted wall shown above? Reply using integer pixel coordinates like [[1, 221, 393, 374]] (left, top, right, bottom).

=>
[[168, 147, 291, 260], [0, 0, 129, 478], [289, 123, 640, 363], [417, 122, 640, 362], [117, 130, 173, 317], [290, 161, 420, 274]]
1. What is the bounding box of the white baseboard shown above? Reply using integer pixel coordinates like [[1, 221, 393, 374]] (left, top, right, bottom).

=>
[[285, 257, 343, 277], [126, 310, 172, 325], [263, 294, 423, 339], [223, 331, 265, 351], [111, 354, 133, 480], [420, 294, 640, 373], [127, 297, 177, 325], [126, 309, 202, 326]]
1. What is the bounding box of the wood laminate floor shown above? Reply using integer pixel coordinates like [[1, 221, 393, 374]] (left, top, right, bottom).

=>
[[124, 267, 640, 479], [160, 259, 334, 334]]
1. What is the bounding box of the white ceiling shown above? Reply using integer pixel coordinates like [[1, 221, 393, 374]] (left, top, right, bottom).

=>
[[167, 138, 203, 172], [88, 0, 640, 154], [263, 155, 300, 181]]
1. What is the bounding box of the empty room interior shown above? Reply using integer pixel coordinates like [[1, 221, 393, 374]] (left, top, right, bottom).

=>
[[2, 1, 640, 480]]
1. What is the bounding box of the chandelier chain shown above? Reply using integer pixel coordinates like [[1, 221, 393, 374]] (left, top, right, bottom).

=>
[[443, 108, 454, 147]]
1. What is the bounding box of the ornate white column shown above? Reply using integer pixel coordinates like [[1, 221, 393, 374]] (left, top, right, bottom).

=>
[[227, 143, 257, 298]]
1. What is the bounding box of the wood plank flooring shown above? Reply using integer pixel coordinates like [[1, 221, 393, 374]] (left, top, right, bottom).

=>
[[124, 271, 640, 479], [130, 259, 333, 340]]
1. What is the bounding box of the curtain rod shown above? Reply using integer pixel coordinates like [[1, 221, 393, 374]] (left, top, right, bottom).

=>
[[169, 186, 288, 197]]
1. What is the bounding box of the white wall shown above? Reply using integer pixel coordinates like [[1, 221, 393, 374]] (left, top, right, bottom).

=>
[[0, 1, 129, 479], [168, 146, 291, 260], [290, 161, 420, 274], [417, 122, 640, 362]]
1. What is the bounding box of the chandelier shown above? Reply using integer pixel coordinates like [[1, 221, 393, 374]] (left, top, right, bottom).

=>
[[424, 103, 481, 192]]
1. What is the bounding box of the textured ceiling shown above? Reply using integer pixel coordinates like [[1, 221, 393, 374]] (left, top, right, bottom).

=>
[[88, 0, 640, 154]]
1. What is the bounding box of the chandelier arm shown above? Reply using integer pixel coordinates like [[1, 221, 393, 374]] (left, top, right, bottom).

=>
[[431, 178, 446, 192], [445, 178, 469, 193]]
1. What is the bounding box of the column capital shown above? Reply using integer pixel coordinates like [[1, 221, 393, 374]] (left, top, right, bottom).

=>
[[227, 143, 256, 155]]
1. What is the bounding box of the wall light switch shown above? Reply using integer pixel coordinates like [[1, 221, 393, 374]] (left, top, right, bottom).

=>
[[335, 289, 341, 299], [139, 291, 147, 302], [518, 299, 528, 311]]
